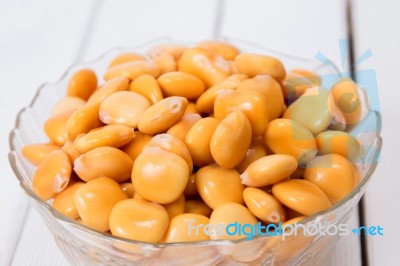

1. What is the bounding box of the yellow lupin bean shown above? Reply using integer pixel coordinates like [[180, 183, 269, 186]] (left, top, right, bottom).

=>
[[108, 53, 146, 68], [240, 154, 298, 187], [32, 150, 72, 200], [272, 179, 332, 216], [178, 47, 230, 87], [196, 164, 245, 209], [67, 69, 97, 101], [104, 61, 160, 81], [109, 198, 169, 243], [99, 91, 150, 128], [184, 102, 198, 114], [166, 113, 202, 142], [162, 213, 210, 243], [122, 132, 153, 161], [61, 140, 81, 162], [184, 173, 198, 197], [75, 177, 128, 232], [283, 72, 315, 100], [243, 187, 286, 224], [53, 182, 85, 219], [290, 69, 322, 85], [197, 40, 240, 60], [185, 117, 219, 167], [228, 60, 240, 74], [138, 96, 188, 134], [74, 124, 135, 153], [66, 103, 103, 140], [304, 154, 355, 204], [196, 74, 248, 113], [129, 74, 163, 104], [236, 138, 267, 173], [214, 89, 269, 137], [283, 86, 334, 135], [151, 50, 177, 74], [185, 199, 212, 217], [74, 146, 133, 183], [235, 53, 286, 82], [144, 134, 193, 173], [158, 71, 205, 100], [210, 111, 252, 169], [132, 147, 189, 204], [237, 75, 284, 120], [209, 203, 258, 240], [51, 97, 86, 116], [120, 183, 135, 198], [264, 118, 317, 165], [87, 76, 129, 105], [44, 109, 75, 146], [148, 44, 187, 60], [22, 143, 59, 166], [315, 131, 363, 161], [331, 78, 363, 125], [163, 194, 185, 220]]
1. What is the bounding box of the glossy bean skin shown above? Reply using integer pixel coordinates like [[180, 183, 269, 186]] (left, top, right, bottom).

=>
[[166, 113, 202, 142], [108, 53, 146, 68], [138, 96, 188, 134], [67, 103, 103, 140], [264, 119, 317, 166], [144, 134, 193, 173], [109, 198, 169, 243], [304, 154, 355, 204], [158, 72, 205, 100], [290, 69, 321, 85], [53, 182, 85, 219], [148, 44, 187, 61], [33, 150, 72, 200], [331, 78, 363, 125], [22, 143, 59, 166], [185, 199, 213, 217], [74, 124, 135, 153], [151, 50, 177, 74], [185, 117, 219, 167], [163, 194, 185, 220], [120, 183, 135, 198], [74, 146, 133, 183], [51, 96, 86, 116], [272, 179, 332, 216], [99, 91, 150, 128], [241, 154, 298, 187], [214, 89, 269, 137], [283, 87, 334, 135], [237, 75, 284, 120], [197, 40, 240, 60], [132, 147, 189, 204], [235, 53, 286, 82], [122, 132, 153, 161], [209, 203, 258, 240], [196, 74, 248, 113], [61, 140, 81, 162], [243, 187, 286, 224], [184, 173, 198, 197], [67, 69, 97, 101], [178, 47, 230, 87], [129, 74, 164, 104], [104, 61, 160, 81], [210, 111, 252, 169], [196, 164, 245, 209], [236, 138, 267, 173], [87, 77, 129, 105], [44, 109, 75, 146], [75, 177, 128, 232], [161, 213, 210, 243], [315, 131, 363, 161]]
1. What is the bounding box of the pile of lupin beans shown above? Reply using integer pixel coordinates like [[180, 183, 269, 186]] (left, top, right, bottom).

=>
[[22, 40, 364, 243]]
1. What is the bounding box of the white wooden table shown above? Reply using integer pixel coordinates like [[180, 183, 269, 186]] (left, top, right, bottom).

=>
[[0, 0, 398, 265]]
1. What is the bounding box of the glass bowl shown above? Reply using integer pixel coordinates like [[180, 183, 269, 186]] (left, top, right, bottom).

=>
[[8, 38, 382, 265]]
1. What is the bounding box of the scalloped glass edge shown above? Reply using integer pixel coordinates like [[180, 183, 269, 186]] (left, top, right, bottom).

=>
[[8, 37, 382, 249]]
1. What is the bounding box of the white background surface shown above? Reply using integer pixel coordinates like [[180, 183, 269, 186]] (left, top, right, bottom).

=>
[[0, 0, 398, 265]]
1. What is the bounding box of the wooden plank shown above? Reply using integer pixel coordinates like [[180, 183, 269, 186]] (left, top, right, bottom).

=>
[[222, 1, 361, 265], [353, 0, 400, 265], [0, 0, 95, 264]]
